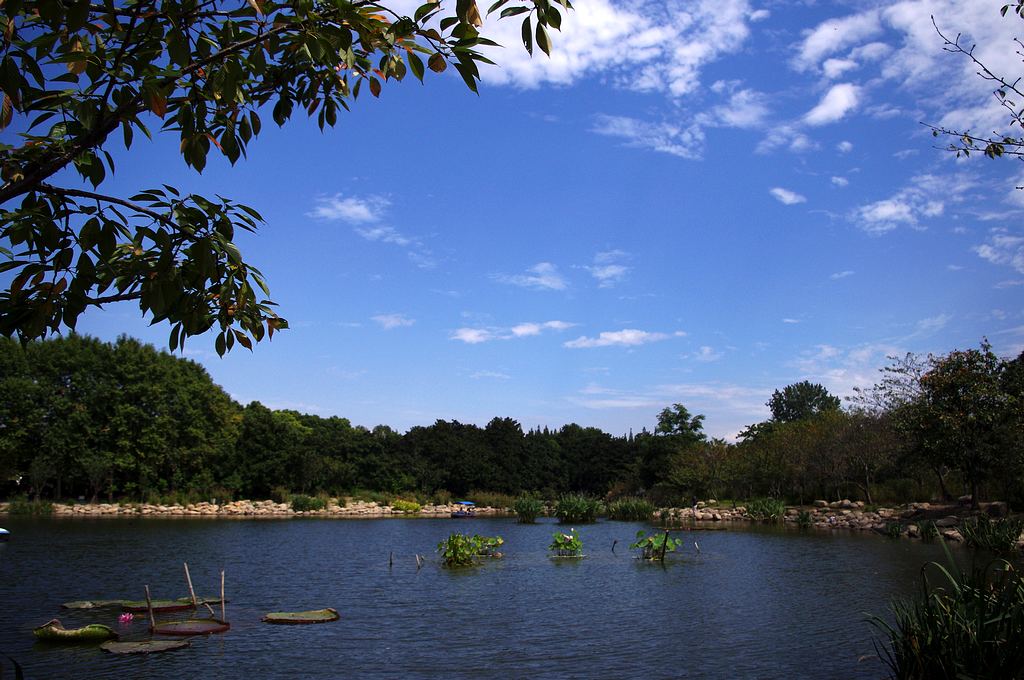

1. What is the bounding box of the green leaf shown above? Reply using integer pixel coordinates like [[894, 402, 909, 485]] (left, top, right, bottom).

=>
[[521, 17, 533, 55]]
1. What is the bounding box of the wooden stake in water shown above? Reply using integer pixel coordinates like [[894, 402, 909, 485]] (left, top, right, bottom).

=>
[[144, 585, 156, 631], [389, 551, 393, 568], [183, 562, 198, 608], [220, 570, 226, 622], [611, 539, 618, 554], [659, 529, 670, 562]]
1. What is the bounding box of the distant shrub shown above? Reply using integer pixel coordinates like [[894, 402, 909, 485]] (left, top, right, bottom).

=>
[[555, 494, 602, 524], [7, 495, 52, 516], [391, 499, 422, 514], [745, 498, 786, 522], [466, 490, 515, 510], [513, 495, 544, 523], [271, 485, 292, 503], [884, 521, 903, 539], [291, 494, 326, 512], [606, 497, 654, 521], [431, 489, 453, 506]]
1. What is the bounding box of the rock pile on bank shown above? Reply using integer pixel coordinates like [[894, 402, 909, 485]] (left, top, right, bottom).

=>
[[3, 498, 509, 518]]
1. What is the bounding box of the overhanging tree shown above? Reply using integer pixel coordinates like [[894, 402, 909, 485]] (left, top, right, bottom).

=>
[[0, 0, 570, 353]]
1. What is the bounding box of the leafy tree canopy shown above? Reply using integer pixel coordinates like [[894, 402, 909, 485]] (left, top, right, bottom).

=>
[[655, 403, 706, 444], [0, 0, 570, 354], [767, 380, 840, 423]]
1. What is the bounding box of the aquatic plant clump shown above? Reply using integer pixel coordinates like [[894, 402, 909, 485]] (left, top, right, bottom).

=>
[[871, 548, 1024, 679], [549, 529, 584, 557], [436, 533, 504, 567], [745, 498, 786, 523], [555, 494, 602, 524], [959, 515, 1024, 554], [513, 495, 544, 523], [631, 529, 682, 561], [606, 497, 655, 522]]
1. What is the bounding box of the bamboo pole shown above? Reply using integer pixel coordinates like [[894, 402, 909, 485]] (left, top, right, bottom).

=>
[[144, 585, 155, 632], [183, 562, 198, 608], [220, 570, 226, 622], [659, 529, 670, 562]]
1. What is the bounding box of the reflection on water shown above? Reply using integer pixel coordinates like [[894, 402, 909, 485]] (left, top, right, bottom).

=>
[[0, 517, 968, 678]]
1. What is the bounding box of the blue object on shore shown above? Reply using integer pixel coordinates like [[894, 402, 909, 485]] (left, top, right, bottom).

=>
[[451, 501, 476, 518], [0, 528, 9, 542]]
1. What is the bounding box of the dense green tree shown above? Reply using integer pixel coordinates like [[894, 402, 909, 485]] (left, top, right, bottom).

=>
[[918, 341, 1013, 508], [767, 381, 840, 423], [0, 0, 570, 353]]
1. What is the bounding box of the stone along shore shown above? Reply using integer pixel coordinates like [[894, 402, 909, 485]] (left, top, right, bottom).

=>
[[0, 499, 507, 518]]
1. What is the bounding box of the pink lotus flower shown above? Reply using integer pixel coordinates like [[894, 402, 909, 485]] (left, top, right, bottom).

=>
[[118, 613, 134, 624]]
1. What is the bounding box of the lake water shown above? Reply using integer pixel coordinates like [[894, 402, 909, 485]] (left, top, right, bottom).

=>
[[0, 516, 967, 678]]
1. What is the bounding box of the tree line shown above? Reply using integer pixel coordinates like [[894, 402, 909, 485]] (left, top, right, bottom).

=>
[[1, 335, 1021, 507]]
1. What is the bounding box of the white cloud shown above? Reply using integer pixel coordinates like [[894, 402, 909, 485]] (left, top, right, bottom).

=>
[[494, 262, 568, 290], [565, 329, 670, 349], [782, 318, 801, 324], [852, 173, 974, 234], [823, 58, 858, 79], [592, 114, 704, 159], [308, 194, 388, 223], [706, 88, 770, 128], [355, 225, 412, 247], [831, 176, 849, 187], [804, 83, 862, 125], [796, 11, 882, 71], [913, 313, 952, 336], [451, 328, 495, 344], [453, 320, 575, 343], [586, 250, 631, 288], [464, 0, 755, 97], [770, 187, 807, 205], [692, 345, 723, 362], [470, 370, 510, 380], [974, 228, 1024, 273], [510, 320, 576, 337], [995, 279, 1024, 288], [837, 141, 853, 153], [372, 314, 415, 330], [830, 270, 854, 280], [750, 9, 770, 21]]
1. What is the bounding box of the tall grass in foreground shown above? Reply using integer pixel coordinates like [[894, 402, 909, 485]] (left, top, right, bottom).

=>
[[606, 497, 655, 522], [744, 498, 785, 522], [958, 515, 1024, 554], [555, 494, 602, 523], [513, 495, 544, 523], [870, 544, 1024, 679]]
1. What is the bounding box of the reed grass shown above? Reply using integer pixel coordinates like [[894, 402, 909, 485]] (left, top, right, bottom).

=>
[[605, 497, 655, 522], [870, 543, 1024, 679], [745, 498, 786, 522], [959, 515, 1024, 555], [513, 495, 544, 523], [555, 493, 602, 523]]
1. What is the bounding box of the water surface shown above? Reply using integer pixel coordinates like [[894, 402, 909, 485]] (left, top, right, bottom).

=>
[[0, 517, 965, 678]]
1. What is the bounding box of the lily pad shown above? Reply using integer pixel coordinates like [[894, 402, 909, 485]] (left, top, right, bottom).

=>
[[151, 619, 230, 636], [175, 596, 226, 605], [261, 608, 339, 624], [60, 599, 128, 610], [101, 640, 191, 655], [33, 619, 118, 642], [122, 600, 194, 613]]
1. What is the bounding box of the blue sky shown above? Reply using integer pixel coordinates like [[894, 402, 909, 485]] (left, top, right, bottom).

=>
[[15, 0, 1024, 438]]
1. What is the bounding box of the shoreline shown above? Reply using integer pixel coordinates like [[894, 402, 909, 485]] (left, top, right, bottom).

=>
[[3, 497, 1017, 547]]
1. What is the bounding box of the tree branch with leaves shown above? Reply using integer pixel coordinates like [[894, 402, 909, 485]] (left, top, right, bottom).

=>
[[0, 0, 571, 353]]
